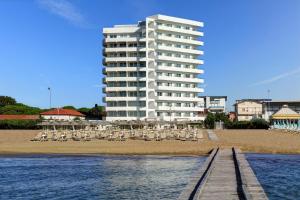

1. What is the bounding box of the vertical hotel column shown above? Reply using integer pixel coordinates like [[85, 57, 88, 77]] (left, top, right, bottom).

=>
[[146, 17, 156, 119]]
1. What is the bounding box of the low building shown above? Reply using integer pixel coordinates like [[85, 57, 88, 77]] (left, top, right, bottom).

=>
[[228, 112, 236, 122], [263, 100, 300, 121], [199, 96, 227, 113], [40, 108, 85, 121], [271, 105, 300, 130], [234, 99, 270, 121], [0, 115, 40, 120]]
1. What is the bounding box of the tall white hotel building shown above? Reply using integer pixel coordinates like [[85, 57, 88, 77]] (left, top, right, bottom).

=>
[[102, 14, 205, 121]]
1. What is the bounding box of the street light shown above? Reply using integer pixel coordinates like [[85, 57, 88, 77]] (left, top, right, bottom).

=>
[[48, 87, 52, 109]]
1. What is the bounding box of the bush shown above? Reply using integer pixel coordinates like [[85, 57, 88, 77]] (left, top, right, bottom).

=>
[[225, 118, 269, 129], [0, 120, 40, 129]]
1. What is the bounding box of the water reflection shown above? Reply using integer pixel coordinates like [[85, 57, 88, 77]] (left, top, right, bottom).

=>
[[0, 155, 205, 200]]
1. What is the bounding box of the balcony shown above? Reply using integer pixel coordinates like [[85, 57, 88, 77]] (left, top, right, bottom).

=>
[[156, 25, 204, 36], [156, 96, 200, 102], [105, 87, 147, 92], [156, 35, 204, 46], [102, 68, 107, 75], [104, 37, 145, 43], [105, 67, 147, 72], [105, 47, 146, 52], [156, 45, 203, 55], [156, 76, 204, 84], [102, 77, 106, 84], [105, 77, 147, 82], [104, 57, 146, 62], [156, 106, 203, 112], [156, 66, 204, 74], [156, 86, 204, 93], [157, 55, 204, 65]]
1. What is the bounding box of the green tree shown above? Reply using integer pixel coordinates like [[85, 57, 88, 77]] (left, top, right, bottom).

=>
[[0, 103, 41, 115], [204, 113, 215, 129], [62, 105, 76, 110], [0, 96, 16, 107]]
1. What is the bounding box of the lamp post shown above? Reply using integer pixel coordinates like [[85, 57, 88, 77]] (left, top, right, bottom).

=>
[[48, 87, 52, 109]]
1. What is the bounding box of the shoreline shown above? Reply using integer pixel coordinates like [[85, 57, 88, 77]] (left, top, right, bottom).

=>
[[0, 129, 300, 155]]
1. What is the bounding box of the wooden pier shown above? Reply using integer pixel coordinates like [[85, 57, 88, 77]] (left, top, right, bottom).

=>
[[178, 148, 268, 200]]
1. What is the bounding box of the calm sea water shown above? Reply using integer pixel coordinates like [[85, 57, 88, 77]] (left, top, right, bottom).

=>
[[0, 155, 206, 200], [247, 154, 300, 200]]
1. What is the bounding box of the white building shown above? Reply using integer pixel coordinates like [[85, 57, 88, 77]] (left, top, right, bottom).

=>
[[40, 108, 85, 121], [102, 14, 204, 122], [200, 96, 227, 113]]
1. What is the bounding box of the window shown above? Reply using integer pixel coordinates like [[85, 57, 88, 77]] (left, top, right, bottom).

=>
[[167, 63, 172, 67], [157, 92, 162, 96], [167, 53, 172, 57], [176, 64, 181, 68], [167, 73, 172, 77], [167, 33, 172, 37], [176, 35, 181, 38], [176, 44, 181, 48], [176, 73, 181, 77], [176, 103, 181, 107], [157, 82, 162, 86], [175, 93, 181, 97], [175, 25, 181, 29], [157, 112, 161, 117], [157, 52, 162, 56], [167, 92, 172, 97], [175, 83, 181, 87], [175, 112, 181, 117], [166, 43, 172, 47], [166, 24, 172, 27], [157, 102, 163, 106], [119, 62, 126, 67]]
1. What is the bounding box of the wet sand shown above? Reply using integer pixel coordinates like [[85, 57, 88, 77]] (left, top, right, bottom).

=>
[[0, 129, 299, 155]]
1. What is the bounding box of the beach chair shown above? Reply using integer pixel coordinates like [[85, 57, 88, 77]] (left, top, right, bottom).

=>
[[31, 132, 43, 141], [40, 132, 48, 142], [82, 133, 91, 141], [117, 131, 126, 141], [108, 132, 117, 141], [59, 133, 67, 142]]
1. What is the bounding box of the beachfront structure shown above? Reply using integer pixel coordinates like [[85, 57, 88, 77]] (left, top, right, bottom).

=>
[[234, 99, 269, 121], [200, 96, 227, 113], [271, 105, 300, 131], [263, 100, 300, 122], [102, 14, 204, 122], [40, 108, 85, 121]]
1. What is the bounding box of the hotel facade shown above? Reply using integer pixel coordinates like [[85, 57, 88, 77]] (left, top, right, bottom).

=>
[[102, 15, 204, 121]]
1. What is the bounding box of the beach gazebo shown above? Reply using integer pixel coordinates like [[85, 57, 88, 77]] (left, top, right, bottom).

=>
[[271, 105, 300, 130]]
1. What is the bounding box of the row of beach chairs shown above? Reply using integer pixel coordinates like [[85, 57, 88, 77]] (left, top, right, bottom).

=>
[[31, 129, 204, 142]]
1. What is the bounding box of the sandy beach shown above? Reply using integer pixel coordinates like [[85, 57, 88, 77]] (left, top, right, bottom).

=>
[[0, 129, 299, 155]]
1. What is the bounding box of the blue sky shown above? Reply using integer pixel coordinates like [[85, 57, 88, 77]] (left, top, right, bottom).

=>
[[0, 0, 300, 110]]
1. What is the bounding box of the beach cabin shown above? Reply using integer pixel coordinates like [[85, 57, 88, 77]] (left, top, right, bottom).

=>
[[40, 108, 85, 121], [271, 105, 300, 131]]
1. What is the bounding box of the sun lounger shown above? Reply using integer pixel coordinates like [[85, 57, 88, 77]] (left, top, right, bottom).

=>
[[30, 132, 43, 141]]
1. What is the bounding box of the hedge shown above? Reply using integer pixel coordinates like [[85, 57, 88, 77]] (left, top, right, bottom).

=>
[[0, 120, 40, 129]]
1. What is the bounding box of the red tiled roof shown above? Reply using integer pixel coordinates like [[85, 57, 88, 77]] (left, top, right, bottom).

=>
[[0, 115, 40, 120], [40, 108, 85, 116]]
